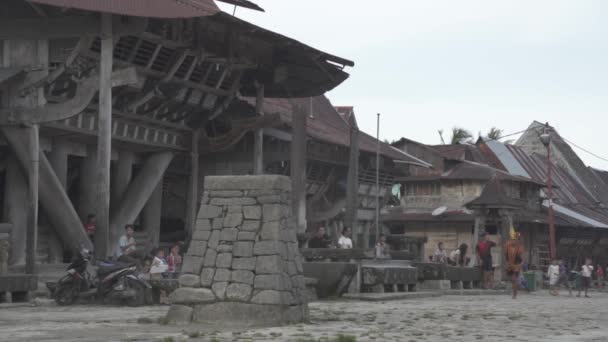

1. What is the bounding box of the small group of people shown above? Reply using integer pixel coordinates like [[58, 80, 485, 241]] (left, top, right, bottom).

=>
[[432, 242, 470, 266], [548, 258, 605, 298], [306, 226, 391, 259]]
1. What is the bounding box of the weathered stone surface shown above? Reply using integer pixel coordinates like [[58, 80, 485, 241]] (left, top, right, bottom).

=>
[[232, 257, 255, 270], [198, 205, 222, 219], [254, 241, 284, 256], [166, 304, 193, 325], [212, 218, 223, 230], [192, 229, 211, 240], [208, 230, 220, 250], [214, 268, 231, 282], [247, 189, 276, 196], [231, 270, 254, 285], [226, 283, 252, 302], [209, 190, 242, 197], [192, 302, 306, 325], [178, 274, 201, 288], [204, 175, 291, 191], [200, 191, 209, 205], [212, 281, 228, 300], [200, 268, 215, 287], [251, 290, 282, 305], [254, 274, 284, 291], [242, 220, 260, 232], [217, 244, 233, 253], [188, 240, 207, 257], [222, 214, 243, 228], [256, 255, 283, 274], [227, 205, 242, 213], [287, 261, 297, 276], [242, 205, 262, 219], [211, 197, 257, 206], [169, 287, 215, 304], [260, 221, 281, 240], [195, 219, 211, 231], [203, 249, 217, 267], [181, 256, 203, 274], [237, 231, 257, 241], [233, 241, 254, 257], [262, 204, 282, 222], [220, 227, 239, 241], [216, 253, 233, 268], [257, 195, 282, 204]]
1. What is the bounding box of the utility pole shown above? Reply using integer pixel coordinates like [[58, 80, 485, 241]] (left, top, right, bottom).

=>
[[540, 122, 556, 260], [375, 113, 380, 244]]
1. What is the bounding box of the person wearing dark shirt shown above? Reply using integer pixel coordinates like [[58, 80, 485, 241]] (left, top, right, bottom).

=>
[[476, 232, 496, 290], [308, 226, 331, 248], [84, 214, 96, 244]]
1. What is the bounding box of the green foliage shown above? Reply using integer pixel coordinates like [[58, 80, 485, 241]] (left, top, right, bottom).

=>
[[486, 127, 504, 140], [450, 127, 473, 144]]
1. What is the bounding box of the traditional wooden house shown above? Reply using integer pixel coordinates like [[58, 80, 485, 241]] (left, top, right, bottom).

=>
[[0, 0, 354, 271]]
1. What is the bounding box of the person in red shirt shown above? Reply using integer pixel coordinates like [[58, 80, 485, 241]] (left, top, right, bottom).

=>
[[167, 244, 182, 279], [84, 214, 96, 243], [597, 264, 605, 289], [476, 232, 496, 290]]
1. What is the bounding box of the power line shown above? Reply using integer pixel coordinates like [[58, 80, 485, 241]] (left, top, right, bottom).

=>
[[562, 137, 608, 164], [432, 126, 543, 156]]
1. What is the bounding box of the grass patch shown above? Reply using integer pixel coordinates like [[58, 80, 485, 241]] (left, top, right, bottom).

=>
[[187, 331, 201, 338]]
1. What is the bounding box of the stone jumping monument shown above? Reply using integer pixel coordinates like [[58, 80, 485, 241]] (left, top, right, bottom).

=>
[[166, 175, 308, 326]]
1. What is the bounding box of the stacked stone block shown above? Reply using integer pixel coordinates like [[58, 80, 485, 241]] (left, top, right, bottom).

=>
[[166, 175, 308, 326]]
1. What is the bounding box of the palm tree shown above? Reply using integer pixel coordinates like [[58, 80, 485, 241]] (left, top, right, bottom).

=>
[[450, 127, 473, 144], [486, 127, 503, 141]]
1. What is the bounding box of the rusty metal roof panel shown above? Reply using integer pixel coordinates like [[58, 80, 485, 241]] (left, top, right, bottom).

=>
[[29, 0, 220, 18]]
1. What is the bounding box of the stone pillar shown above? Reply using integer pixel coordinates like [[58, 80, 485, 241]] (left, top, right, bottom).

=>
[[47, 140, 70, 263], [4, 156, 27, 266], [143, 182, 163, 253], [471, 212, 486, 267], [252, 84, 264, 175], [165, 175, 308, 326], [79, 147, 97, 221], [499, 210, 514, 281], [111, 150, 134, 208]]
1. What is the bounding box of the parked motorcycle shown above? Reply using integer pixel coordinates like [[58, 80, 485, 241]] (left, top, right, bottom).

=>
[[47, 249, 153, 306]]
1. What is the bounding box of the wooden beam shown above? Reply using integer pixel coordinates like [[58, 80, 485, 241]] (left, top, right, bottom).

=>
[[0, 68, 137, 125], [185, 128, 200, 239], [253, 84, 264, 174], [291, 105, 307, 234], [95, 13, 113, 259], [25, 125, 39, 274], [345, 121, 360, 232], [0, 16, 147, 39]]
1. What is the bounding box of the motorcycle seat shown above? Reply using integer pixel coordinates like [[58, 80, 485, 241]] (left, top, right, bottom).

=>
[[97, 262, 134, 275]]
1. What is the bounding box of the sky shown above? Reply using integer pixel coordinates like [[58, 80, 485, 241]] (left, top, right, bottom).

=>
[[219, 0, 608, 170]]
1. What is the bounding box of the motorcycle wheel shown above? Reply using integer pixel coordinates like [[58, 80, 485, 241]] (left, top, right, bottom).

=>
[[125, 278, 146, 307], [55, 281, 78, 306]]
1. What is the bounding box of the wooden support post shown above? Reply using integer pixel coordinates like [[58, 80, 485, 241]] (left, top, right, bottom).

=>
[[290, 105, 307, 234], [253, 84, 265, 175], [472, 212, 486, 267], [79, 147, 97, 221], [143, 182, 163, 253], [95, 13, 113, 259], [111, 151, 134, 208], [26, 124, 39, 274], [47, 139, 70, 263], [4, 155, 27, 266], [345, 118, 359, 238], [185, 129, 200, 239], [499, 210, 513, 282]]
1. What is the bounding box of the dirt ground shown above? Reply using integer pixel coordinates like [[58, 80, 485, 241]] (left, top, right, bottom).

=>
[[1, 291, 607, 342]]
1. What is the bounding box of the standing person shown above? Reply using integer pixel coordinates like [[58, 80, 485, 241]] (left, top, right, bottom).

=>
[[375, 233, 391, 259], [84, 214, 96, 244], [547, 259, 560, 296], [433, 242, 447, 263], [308, 227, 331, 248], [504, 230, 524, 299], [150, 248, 168, 279], [578, 258, 594, 298], [116, 224, 138, 264], [337, 227, 353, 249], [167, 244, 182, 279], [596, 264, 604, 289], [476, 232, 496, 289]]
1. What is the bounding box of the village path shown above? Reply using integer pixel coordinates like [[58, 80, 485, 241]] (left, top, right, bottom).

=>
[[0, 291, 607, 342]]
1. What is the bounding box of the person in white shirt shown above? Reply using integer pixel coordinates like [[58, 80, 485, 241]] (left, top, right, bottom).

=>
[[337, 227, 353, 249], [578, 258, 594, 298], [547, 259, 560, 296], [150, 248, 168, 280], [433, 242, 447, 263], [116, 224, 138, 263]]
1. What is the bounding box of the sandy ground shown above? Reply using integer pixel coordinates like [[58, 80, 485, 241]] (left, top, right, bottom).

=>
[[1, 291, 607, 342]]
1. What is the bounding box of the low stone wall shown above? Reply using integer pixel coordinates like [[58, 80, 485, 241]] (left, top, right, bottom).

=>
[[166, 175, 308, 326]]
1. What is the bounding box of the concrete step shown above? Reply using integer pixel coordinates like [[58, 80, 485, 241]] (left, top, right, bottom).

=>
[[441, 289, 509, 296], [342, 291, 442, 301]]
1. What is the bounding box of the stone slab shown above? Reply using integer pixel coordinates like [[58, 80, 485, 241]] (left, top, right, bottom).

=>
[[192, 302, 306, 326], [166, 304, 193, 325], [341, 291, 442, 301], [169, 287, 216, 305]]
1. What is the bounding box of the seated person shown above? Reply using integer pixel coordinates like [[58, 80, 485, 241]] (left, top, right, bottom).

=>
[[116, 224, 139, 265], [308, 226, 331, 248], [375, 234, 391, 259]]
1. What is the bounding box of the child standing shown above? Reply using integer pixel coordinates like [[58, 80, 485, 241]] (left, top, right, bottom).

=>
[[578, 258, 594, 298], [167, 244, 182, 279], [596, 265, 604, 289], [547, 259, 560, 296], [150, 248, 168, 280]]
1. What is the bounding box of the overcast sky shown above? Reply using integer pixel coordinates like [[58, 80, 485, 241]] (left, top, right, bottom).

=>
[[220, 0, 608, 170]]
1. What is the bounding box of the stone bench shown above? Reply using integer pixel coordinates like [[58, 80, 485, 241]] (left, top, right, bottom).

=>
[[360, 260, 418, 293], [300, 248, 371, 262], [413, 263, 482, 290], [0, 274, 38, 303]]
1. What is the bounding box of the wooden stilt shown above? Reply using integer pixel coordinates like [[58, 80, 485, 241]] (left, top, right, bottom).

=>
[[345, 116, 359, 236], [47, 140, 70, 263], [4, 155, 27, 266], [95, 13, 113, 259], [186, 129, 200, 239], [144, 182, 163, 253], [26, 124, 39, 274], [253, 84, 265, 175], [290, 105, 307, 234]]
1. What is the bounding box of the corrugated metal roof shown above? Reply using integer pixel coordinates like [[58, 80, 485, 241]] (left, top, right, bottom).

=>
[[485, 140, 530, 178], [548, 203, 608, 229], [29, 0, 219, 18]]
